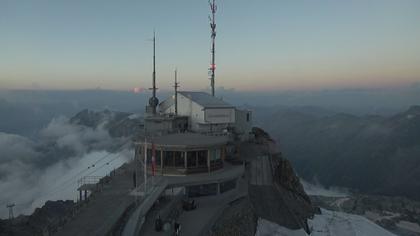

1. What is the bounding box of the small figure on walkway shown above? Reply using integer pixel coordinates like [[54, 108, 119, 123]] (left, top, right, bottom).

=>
[[174, 221, 181, 236], [154, 215, 162, 232], [132, 171, 137, 189]]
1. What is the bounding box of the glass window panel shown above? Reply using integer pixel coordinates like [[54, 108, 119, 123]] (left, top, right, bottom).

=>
[[163, 151, 174, 167], [187, 183, 218, 197], [187, 151, 196, 167], [198, 150, 207, 167], [174, 151, 185, 168]]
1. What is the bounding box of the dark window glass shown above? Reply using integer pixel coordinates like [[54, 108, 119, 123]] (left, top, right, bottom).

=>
[[187, 151, 197, 167], [174, 152, 185, 168], [163, 151, 174, 167], [187, 183, 218, 197], [198, 150, 207, 167], [147, 148, 152, 164], [156, 150, 161, 165]]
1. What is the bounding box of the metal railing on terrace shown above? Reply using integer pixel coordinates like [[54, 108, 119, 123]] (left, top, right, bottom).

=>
[[77, 176, 103, 188]]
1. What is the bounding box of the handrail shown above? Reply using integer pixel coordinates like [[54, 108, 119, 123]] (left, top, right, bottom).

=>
[[77, 176, 103, 187]]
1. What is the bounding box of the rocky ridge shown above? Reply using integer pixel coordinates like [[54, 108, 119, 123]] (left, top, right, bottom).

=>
[[208, 127, 315, 235], [0, 201, 75, 236]]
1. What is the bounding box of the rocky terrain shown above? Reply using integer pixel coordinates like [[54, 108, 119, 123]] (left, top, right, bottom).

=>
[[0, 201, 75, 236], [208, 127, 316, 235]]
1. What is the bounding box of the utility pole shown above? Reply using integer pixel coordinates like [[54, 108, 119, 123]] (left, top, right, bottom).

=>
[[208, 0, 217, 96], [173, 69, 179, 115], [6, 203, 15, 220]]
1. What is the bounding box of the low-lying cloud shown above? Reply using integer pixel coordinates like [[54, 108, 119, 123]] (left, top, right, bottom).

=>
[[0, 117, 132, 218], [40, 116, 114, 154], [301, 179, 349, 198]]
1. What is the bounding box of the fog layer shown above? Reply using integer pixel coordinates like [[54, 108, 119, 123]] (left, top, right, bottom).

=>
[[0, 117, 131, 218]]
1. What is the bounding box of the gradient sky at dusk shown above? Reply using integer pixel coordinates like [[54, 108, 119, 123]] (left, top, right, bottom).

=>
[[1, 0, 420, 91]]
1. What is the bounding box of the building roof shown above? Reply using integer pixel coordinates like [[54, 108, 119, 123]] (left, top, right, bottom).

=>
[[179, 91, 233, 108], [159, 96, 174, 112], [139, 132, 229, 149]]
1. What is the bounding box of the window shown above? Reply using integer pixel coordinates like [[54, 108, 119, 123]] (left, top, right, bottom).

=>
[[197, 150, 207, 167], [163, 151, 174, 167], [246, 112, 250, 122], [147, 149, 152, 164], [187, 151, 197, 167], [174, 151, 185, 168], [209, 148, 221, 160], [187, 183, 218, 197], [156, 150, 161, 166]]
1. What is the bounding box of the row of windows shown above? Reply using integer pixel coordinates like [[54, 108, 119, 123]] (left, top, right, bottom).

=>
[[186, 179, 237, 197], [142, 149, 222, 168]]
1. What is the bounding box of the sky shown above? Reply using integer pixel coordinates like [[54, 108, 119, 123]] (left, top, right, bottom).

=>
[[1, 0, 420, 91]]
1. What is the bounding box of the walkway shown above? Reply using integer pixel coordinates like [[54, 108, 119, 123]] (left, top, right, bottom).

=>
[[122, 177, 168, 236], [249, 155, 273, 186], [56, 163, 138, 236]]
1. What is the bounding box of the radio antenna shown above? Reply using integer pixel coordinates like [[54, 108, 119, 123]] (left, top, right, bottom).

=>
[[148, 31, 159, 115], [208, 0, 217, 96], [173, 69, 180, 115]]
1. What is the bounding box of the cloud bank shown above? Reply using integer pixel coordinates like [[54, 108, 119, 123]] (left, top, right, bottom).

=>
[[0, 117, 131, 218]]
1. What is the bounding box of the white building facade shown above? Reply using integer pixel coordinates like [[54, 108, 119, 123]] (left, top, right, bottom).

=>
[[159, 91, 234, 132], [159, 91, 253, 140]]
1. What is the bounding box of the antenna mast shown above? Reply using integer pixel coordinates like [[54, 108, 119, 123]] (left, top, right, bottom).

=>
[[173, 69, 179, 115], [148, 31, 159, 115], [209, 0, 217, 96]]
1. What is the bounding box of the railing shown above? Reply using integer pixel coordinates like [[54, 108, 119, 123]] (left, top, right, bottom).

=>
[[200, 130, 231, 137], [77, 176, 103, 188], [130, 176, 166, 197]]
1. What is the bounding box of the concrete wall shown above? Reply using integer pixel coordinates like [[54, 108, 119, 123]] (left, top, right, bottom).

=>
[[161, 93, 236, 133], [176, 93, 205, 130], [144, 119, 171, 135], [144, 116, 188, 136], [204, 108, 235, 124], [234, 109, 253, 141]]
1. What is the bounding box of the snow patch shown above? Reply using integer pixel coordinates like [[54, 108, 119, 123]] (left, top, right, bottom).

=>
[[254, 209, 396, 236], [309, 209, 396, 236], [396, 221, 420, 233], [128, 113, 142, 120], [255, 218, 307, 236], [364, 211, 400, 222]]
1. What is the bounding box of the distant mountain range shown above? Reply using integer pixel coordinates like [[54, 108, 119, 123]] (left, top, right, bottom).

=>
[[69, 109, 143, 138], [259, 105, 420, 200]]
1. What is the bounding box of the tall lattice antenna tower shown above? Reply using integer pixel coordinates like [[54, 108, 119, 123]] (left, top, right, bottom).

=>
[[208, 0, 217, 96]]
